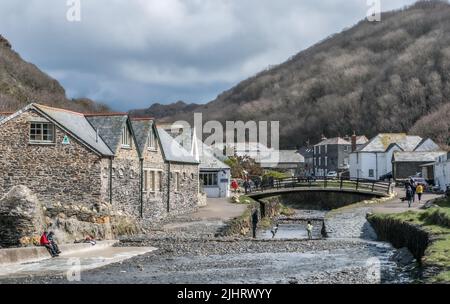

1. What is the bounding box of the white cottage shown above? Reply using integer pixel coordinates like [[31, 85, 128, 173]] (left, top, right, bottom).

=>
[[349, 133, 441, 180], [434, 153, 450, 191]]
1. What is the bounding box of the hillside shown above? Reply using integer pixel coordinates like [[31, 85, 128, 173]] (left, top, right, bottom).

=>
[[0, 35, 109, 113], [133, 0, 450, 148]]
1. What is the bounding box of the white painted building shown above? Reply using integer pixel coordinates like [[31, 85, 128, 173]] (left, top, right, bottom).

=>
[[349, 133, 441, 180], [160, 123, 231, 198], [434, 153, 450, 191]]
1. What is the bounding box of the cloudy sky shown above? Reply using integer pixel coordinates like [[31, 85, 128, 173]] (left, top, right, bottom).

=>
[[0, 0, 417, 111]]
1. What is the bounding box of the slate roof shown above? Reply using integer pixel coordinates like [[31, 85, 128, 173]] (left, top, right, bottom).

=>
[[392, 151, 447, 162], [85, 114, 128, 153], [356, 133, 423, 152], [199, 142, 230, 170], [156, 127, 199, 164], [130, 119, 153, 156], [315, 136, 368, 146], [33, 104, 113, 156]]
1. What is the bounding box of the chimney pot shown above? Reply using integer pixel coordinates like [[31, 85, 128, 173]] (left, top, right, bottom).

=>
[[351, 132, 357, 152]]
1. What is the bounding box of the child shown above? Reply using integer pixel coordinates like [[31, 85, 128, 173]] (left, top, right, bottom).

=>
[[306, 221, 313, 240]]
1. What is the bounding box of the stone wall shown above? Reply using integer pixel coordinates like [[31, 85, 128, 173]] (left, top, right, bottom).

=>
[[111, 135, 141, 217], [263, 191, 378, 210], [0, 186, 141, 248], [0, 109, 104, 207], [167, 163, 199, 217], [141, 134, 167, 222]]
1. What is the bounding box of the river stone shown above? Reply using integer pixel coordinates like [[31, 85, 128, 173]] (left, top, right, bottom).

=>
[[0, 185, 46, 248]]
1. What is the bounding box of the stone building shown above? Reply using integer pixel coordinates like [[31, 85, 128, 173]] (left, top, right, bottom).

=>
[[313, 135, 368, 176], [131, 118, 200, 220], [0, 104, 199, 224]]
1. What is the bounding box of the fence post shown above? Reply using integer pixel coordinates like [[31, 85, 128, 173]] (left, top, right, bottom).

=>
[[324, 176, 327, 188], [340, 177, 343, 190], [356, 178, 359, 191], [372, 181, 375, 192], [388, 182, 392, 194]]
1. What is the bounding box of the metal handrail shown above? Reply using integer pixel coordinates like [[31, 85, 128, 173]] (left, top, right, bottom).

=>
[[250, 176, 392, 195]]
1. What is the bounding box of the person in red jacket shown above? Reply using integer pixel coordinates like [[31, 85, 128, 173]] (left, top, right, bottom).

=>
[[231, 179, 239, 193], [40, 231, 58, 257]]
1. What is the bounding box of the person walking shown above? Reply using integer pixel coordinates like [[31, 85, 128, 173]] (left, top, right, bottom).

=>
[[251, 209, 259, 238], [410, 179, 417, 203], [306, 221, 313, 240], [40, 231, 58, 257], [406, 185, 413, 208], [416, 183, 424, 202], [231, 179, 239, 193], [244, 179, 250, 194]]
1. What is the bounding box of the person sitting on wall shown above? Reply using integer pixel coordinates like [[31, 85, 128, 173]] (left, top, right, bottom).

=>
[[40, 231, 58, 257], [47, 231, 61, 255]]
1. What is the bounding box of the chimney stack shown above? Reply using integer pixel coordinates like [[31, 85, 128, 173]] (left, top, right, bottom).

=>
[[321, 134, 327, 141], [351, 131, 357, 152]]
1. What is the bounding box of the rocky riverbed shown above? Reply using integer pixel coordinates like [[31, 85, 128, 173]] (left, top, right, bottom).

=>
[[0, 203, 418, 284]]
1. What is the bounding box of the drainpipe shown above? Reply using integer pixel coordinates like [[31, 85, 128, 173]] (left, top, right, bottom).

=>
[[167, 162, 171, 213], [109, 157, 113, 205], [375, 153, 378, 180], [140, 158, 143, 218]]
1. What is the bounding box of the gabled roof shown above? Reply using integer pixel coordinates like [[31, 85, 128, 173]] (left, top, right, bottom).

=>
[[156, 127, 199, 164], [414, 138, 441, 152], [85, 114, 128, 153], [199, 142, 230, 170], [315, 137, 351, 146], [356, 133, 423, 152], [0, 112, 12, 122], [392, 151, 447, 162], [130, 119, 153, 156]]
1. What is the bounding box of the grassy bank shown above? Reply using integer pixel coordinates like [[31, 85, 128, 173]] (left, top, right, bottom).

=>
[[368, 197, 450, 283]]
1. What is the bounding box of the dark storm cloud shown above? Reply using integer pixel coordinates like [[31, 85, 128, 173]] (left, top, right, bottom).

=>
[[0, 0, 416, 110]]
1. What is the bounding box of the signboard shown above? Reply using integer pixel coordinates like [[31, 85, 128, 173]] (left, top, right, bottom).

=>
[[62, 135, 70, 145]]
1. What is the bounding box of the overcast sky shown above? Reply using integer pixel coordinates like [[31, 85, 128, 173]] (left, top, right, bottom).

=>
[[0, 0, 417, 111]]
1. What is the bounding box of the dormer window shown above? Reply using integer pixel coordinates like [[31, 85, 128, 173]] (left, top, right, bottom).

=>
[[30, 122, 55, 143], [148, 129, 157, 150], [121, 126, 131, 148]]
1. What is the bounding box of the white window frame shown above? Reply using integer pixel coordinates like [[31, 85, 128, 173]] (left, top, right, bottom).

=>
[[144, 168, 163, 193], [324, 145, 328, 154], [121, 125, 131, 148], [200, 172, 218, 187], [29, 122, 55, 144], [148, 129, 157, 151]]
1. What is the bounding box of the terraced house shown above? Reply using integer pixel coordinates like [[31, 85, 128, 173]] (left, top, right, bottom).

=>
[[0, 104, 199, 222]]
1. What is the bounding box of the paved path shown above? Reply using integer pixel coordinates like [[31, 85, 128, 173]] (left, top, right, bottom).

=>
[[0, 246, 156, 279], [372, 188, 442, 214], [159, 198, 247, 237]]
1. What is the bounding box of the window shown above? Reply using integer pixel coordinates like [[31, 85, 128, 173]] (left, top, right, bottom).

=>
[[174, 172, 180, 191], [148, 130, 157, 150], [121, 126, 131, 147], [318, 158, 321, 166], [369, 169, 374, 178], [144, 169, 160, 192], [325, 157, 328, 167], [344, 145, 350, 152], [324, 145, 328, 154], [30, 122, 54, 143], [200, 173, 218, 187]]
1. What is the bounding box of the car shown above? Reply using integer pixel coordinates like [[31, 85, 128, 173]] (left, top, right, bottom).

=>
[[379, 172, 393, 181], [326, 171, 338, 179], [409, 176, 428, 187]]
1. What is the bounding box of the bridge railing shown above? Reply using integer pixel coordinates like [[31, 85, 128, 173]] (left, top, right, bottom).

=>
[[251, 176, 392, 195]]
